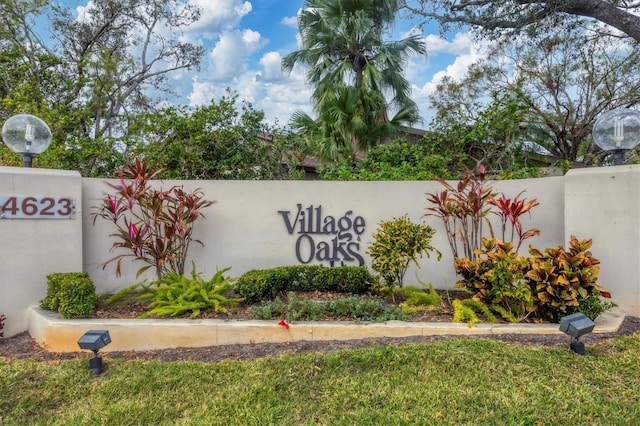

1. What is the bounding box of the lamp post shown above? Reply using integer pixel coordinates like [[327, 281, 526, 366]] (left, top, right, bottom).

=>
[[1, 114, 52, 167], [592, 108, 640, 165]]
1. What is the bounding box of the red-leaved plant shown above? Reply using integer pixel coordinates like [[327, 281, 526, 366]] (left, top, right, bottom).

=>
[[0, 314, 5, 337], [92, 158, 215, 278], [424, 165, 494, 260], [488, 191, 540, 252], [425, 165, 540, 260]]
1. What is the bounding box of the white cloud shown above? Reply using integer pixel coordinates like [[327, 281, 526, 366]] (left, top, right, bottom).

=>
[[208, 29, 268, 80], [281, 16, 298, 28], [410, 33, 490, 123], [188, 67, 312, 126], [259, 51, 283, 81], [186, 0, 252, 36], [423, 32, 475, 55]]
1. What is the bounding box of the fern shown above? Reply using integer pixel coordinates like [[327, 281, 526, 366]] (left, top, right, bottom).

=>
[[398, 285, 442, 314], [137, 263, 240, 318], [452, 299, 480, 327], [102, 283, 142, 306], [452, 299, 503, 326], [489, 304, 517, 323]]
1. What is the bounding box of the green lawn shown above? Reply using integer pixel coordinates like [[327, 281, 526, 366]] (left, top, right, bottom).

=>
[[2, 336, 639, 425]]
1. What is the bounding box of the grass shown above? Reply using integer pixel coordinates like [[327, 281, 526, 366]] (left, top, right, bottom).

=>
[[2, 335, 640, 425]]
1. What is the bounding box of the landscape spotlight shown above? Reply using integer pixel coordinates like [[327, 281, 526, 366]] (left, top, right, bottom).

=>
[[78, 330, 111, 375], [559, 313, 595, 355]]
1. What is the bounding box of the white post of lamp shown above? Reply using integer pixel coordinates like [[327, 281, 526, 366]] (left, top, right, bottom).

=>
[[592, 108, 640, 165], [1, 114, 52, 167]]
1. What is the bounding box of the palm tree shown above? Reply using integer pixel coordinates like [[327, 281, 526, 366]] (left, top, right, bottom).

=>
[[283, 0, 424, 111], [282, 0, 425, 160], [290, 85, 418, 163]]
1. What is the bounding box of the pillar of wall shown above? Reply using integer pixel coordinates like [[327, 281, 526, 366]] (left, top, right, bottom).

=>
[[564, 165, 640, 315], [0, 166, 83, 337]]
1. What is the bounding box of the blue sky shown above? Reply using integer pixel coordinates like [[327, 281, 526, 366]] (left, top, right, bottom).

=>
[[59, 0, 488, 127]]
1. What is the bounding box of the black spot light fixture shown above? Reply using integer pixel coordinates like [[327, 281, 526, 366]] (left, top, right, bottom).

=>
[[78, 330, 111, 375], [559, 313, 595, 355]]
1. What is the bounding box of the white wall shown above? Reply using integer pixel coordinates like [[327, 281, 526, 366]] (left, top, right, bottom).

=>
[[565, 166, 640, 314], [4, 164, 638, 339], [82, 177, 565, 293], [0, 167, 83, 336]]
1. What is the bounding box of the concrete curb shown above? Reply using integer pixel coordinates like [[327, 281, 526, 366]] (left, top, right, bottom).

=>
[[27, 306, 628, 353]]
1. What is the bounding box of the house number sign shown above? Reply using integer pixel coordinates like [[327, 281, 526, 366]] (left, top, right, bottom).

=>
[[0, 195, 76, 219]]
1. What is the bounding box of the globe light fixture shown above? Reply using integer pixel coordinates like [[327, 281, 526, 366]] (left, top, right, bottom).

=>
[[1, 114, 52, 167], [592, 108, 640, 165]]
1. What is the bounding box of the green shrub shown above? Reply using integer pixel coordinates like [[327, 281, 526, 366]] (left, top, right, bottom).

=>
[[367, 215, 441, 289], [398, 285, 442, 315], [236, 265, 376, 304], [454, 236, 613, 323], [526, 236, 612, 322], [249, 291, 408, 322], [41, 272, 89, 311], [41, 273, 97, 318], [58, 280, 97, 319], [138, 264, 240, 318], [568, 295, 615, 321]]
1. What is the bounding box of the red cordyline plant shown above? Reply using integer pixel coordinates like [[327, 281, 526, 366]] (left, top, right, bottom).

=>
[[424, 165, 495, 260], [425, 165, 540, 260], [92, 158, 215, 279], [489, 191, 540, 252]]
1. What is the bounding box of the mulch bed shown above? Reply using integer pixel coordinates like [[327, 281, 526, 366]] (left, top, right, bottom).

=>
[[3, 289, 638, 363], [2, 316, 639, 363]]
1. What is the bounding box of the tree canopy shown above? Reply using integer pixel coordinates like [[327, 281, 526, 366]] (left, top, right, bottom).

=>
[[0, 0, 203, 175], [131, 94, 304, 180], [403, 0, 640, 43], [428, 30, 640, 166]]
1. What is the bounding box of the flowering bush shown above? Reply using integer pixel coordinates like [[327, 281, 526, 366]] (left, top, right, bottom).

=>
[[92, 158, 215, 278]]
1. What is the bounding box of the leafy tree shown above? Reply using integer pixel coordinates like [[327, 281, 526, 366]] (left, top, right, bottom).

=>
[[403, 0, 640, 43], [131, 94, 305, 180], [427, 81, 534, 174], [0, 0, 204, 176], [320, 138, 455, 180], [428, 32, 640, 166], [283, 0, 425, 161], [503, 34, 640, 165]]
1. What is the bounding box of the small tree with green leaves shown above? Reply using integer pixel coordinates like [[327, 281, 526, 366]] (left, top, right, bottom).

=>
[[367, 215, 442, 291]]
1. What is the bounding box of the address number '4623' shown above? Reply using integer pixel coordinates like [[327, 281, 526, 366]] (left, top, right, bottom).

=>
[[0, 195, 76, 219]]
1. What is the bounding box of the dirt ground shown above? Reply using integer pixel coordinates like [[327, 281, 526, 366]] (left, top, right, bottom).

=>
[[2, 316, 639, 364]]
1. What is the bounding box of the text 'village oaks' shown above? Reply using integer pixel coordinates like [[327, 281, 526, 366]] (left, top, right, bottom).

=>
[[278, 204, 366, 265]]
